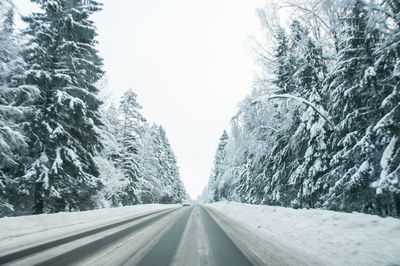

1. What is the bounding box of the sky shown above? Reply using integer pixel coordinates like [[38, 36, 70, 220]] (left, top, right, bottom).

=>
[[14, 0, 266, 199]]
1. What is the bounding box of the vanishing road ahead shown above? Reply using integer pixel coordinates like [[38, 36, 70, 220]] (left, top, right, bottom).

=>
[[0, 205, 317, 266]]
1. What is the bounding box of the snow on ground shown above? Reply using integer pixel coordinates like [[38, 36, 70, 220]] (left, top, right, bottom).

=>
[[0, 204, 179, 254], [207, 201, 400, 266]]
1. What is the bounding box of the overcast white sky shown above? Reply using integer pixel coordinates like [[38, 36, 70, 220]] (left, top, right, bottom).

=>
[[14, 0, 266, 199]]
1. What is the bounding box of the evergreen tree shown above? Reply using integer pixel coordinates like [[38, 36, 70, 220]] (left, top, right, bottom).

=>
[[286, 21, 330, 208], [143, 125, 187, 204], [273, 28, 296, 94], [118, 89, 145, 205], [0, 0, 35, 216], [0, 0, 24, 84], [209, 130, 228, 201], [94, 92, 189, 207], [20, 0, 104, 214], [158, 126, 184, 203], [203, 0, 398, 217], [368, 0, 400, 216], [323, 0, 381, 212], [259, 20, 329, 208], [137, 124, 160, 203], [0, 1, 189, 216]]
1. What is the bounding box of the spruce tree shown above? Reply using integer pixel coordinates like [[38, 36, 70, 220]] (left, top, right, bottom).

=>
[[202, 0, 400, 217], [273, 28, 296, 94], [369, 0, 400, 216], [263, 20, 324, 207], [287, 21, 330, 208], [323, 0, 381, 212], [146, 125, 187, 203], [209, 130, 228, 201], [137, 124, 160, 203], [118, 89, 146, 206], [20, 0, 104, 214], [0, 0, 35, 216]]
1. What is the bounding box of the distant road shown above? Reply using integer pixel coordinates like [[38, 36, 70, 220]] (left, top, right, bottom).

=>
[[1, 205, 313, 266]]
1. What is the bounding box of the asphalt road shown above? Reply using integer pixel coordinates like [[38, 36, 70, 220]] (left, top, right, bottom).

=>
[[136, 206, 252, 266], [1, 205, 255, 266]]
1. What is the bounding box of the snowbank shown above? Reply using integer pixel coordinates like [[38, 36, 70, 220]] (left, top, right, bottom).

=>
[[208, 202, 400, 266], [0, 204, 179, 254]]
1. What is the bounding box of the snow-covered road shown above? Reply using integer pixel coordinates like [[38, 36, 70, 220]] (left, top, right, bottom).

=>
[[1, 206, 254, 266], [1, 203, 399, 265], [0, 204, 180, 257]]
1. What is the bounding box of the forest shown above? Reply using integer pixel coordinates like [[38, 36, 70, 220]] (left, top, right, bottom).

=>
[[202, 0, 400, 217], [0, 0, 188, 217]]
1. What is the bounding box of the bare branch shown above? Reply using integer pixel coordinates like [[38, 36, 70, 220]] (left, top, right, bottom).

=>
[[282, 0, 333, 32]]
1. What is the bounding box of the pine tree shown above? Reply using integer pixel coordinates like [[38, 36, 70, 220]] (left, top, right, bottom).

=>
[[0, 0, 24, 84], [20, 0, 104, 214], [286, 21, 330, 208], [0, 0, 36, 216], [209, 130, 228, 201], [0, 0, 18, 215], [118, 89, 146, 206], [157, 126, 182, 203], [323, 0, 381, 213], [144, 125, 187, 204], [273, 28, 296, 94], [94, 91, 189, 207], [260, 20, 327, 208], [137, 124, 160, 203], [368, 0, 400, 216], [202, 0, 399, 218]]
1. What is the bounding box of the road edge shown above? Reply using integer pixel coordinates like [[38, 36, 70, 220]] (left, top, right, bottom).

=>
[[0, 207, 179, 265], [203, 205, 323, 266]]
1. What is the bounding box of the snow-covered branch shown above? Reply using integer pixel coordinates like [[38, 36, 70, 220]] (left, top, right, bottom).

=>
[[251, 94, 336, 131]]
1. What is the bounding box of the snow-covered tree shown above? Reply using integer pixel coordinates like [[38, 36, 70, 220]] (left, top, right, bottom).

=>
[[154, 125, 187, 203], [118, 89, 146, 205], [367, 0, 400, 216], [93, 102, 127, 208], [0, 0, 36, 216], [0, 0, 24, 84], [203, 0, 400, 217], [93, 88, 188, 207], [209, 130, 229, 201], [321, 0, 381, 213], [273, 27, 296, 94], [19, 0, 104, 214], [137, 124, 161, 203], [0, 1, 189, 217], [138, 125, 187, 204]]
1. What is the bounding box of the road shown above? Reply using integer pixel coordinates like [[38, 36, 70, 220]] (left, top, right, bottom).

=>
[[0, 205, 315, 266]]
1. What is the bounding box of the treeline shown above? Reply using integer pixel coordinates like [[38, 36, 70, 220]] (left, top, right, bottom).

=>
[[202, 0, 400, 217], [0, 0, 187, 217], [96, 89, 188, 208]]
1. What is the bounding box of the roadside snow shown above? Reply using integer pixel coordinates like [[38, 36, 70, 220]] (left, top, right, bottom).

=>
[[0, 204, 179, 254], [207, 202, 400, 266]]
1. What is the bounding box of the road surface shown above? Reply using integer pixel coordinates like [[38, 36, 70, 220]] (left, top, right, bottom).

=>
[[0, 205, 315, 266]]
